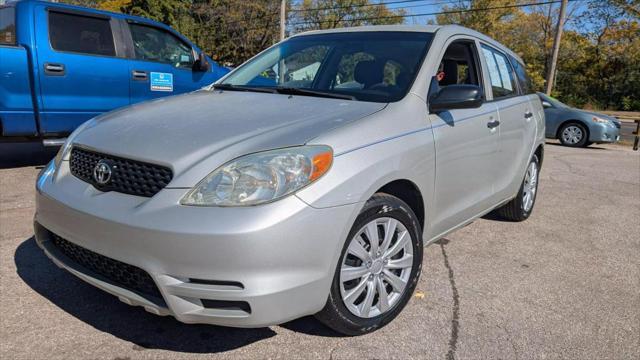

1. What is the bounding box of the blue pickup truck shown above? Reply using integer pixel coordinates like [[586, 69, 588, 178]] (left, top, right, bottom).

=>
[[0, 0, 228, 141]]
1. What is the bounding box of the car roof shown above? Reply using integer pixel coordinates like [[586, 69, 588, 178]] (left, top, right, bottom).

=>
[[292, 24, 525, 65]]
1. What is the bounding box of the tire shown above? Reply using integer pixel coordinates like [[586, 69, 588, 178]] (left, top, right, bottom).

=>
[[495, 154, 540, 222], [315, 193, 423, 336], [559, 122, 589, 147]]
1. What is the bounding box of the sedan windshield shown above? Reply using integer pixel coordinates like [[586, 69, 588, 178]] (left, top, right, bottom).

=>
[[538, 92, 569, 108], [220, 31, 434, 103]]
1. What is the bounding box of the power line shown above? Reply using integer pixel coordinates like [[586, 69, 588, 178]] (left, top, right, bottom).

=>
[[289, 0, 578, 26], [212, 0, 462, 28], [289, 0, 443, 13]]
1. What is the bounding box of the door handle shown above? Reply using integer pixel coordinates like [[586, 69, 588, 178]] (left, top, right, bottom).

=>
[[524, 111, 534, 119], [44, 63, 65, 76], [132, 70, 148, 81], [487, 119, 501, 129]]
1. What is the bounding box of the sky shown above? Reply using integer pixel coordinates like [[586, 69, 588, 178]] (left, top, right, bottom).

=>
[[292, 0, 593, 31]]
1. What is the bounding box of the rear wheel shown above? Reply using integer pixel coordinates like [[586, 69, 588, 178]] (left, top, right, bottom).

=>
[[559, 122, 589, 147], [495, 154, 540, 222], [315, 193, 423, 335]]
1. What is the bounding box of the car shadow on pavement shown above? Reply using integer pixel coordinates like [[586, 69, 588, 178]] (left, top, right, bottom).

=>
[[544, 141, 607, 150], [0, 142, 58, 169], [14, 237, 280, 353]]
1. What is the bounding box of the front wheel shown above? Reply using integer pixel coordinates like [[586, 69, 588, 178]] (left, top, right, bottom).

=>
[[495, 154, 540, 222], [315, 193, 423, 335], [559, 122, 589, 147]]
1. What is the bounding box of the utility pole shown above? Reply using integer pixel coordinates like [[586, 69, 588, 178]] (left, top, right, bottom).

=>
[[280, 0, 286, 41], [545, 0, 568, 95]]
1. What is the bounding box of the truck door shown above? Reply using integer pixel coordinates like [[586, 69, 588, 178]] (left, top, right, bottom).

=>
[[0, 5, 38, 136], [124, 21, 206, 104], [34, 6, 130, 135]]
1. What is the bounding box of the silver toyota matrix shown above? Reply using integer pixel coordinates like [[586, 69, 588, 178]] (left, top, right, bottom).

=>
[[35, 25, 544, 335]]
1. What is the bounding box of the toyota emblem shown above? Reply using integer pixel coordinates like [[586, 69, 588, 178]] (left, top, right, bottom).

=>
[[93, 160, 113, 185]]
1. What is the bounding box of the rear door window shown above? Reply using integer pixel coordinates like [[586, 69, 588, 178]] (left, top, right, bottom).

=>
[[481, 45, 517, 99], [0, 6, 16, 45], [510, 56, 533, 94], [128, 23, 194, 68], [48, 11, 116, 56]]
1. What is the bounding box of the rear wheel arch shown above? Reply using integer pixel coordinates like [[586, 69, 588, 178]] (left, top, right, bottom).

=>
[[534, 143, 544, 168]]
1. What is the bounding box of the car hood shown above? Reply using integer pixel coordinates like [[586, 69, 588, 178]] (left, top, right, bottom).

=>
[[72, 90, 386, 187], [580, 110, 620, 123]]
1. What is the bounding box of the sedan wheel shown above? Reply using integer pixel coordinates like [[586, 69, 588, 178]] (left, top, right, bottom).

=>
[[559, 123, 588, 147]]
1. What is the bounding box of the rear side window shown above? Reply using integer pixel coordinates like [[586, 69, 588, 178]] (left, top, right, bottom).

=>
[[49, 11, 115, 56], [128, 23, 194, 68], [0, 7, 16, 45], [510, 56, 534, 94], [481, 45, 517, 99]]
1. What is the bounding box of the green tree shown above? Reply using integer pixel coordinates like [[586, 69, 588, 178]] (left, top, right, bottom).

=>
[[436, 0, 640, 110], [290, 0, 406, 31]]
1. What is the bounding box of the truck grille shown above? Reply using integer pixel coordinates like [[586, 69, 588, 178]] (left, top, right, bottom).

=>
[[70, 147, 172, 197], [50, 232, 165, 304]]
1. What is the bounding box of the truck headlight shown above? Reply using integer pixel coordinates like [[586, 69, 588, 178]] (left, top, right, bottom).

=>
[[181, 145, 333, 206]]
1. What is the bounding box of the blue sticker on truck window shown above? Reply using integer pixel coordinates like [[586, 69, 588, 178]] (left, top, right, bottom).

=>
[[150, 72, 173, 92]]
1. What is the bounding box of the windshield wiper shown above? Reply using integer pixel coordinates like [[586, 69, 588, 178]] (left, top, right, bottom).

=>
[[274, 87, 356, 101], [212, 83, 278, 94]]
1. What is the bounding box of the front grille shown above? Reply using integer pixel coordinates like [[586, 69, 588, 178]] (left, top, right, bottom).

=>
[[50, 232, 164, 304], [70, 147, 172, 197]]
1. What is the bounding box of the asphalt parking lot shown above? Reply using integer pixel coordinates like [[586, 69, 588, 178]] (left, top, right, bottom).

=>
[[1, 142, 638, 360]]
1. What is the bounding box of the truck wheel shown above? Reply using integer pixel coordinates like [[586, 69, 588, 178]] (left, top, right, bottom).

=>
[[559, 122, 589, 147], [315, 193, 423, 336], [495, 154, 540, 222]]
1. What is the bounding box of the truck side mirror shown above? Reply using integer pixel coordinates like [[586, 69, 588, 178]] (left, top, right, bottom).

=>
[[541, 100, 552, 108], [193, 52, 210, 72]]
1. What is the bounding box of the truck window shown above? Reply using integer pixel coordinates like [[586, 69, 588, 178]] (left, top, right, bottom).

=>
[[128, 23, 194, 68], [481, 45, 517, 99], [0, 7, 16, 46], [48, 11, 116, 56]]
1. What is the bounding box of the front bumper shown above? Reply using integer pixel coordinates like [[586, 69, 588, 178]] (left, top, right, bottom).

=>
[[34, 161, 361, 327], [590, 123, 620, 143]]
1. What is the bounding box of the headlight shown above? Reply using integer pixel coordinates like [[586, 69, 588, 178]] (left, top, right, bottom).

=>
[[53, 119, 95, 167], [181, 145, 333, 207], [592, 116, 611, 124]]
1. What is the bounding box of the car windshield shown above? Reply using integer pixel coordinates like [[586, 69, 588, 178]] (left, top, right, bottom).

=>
[[219, 31, 434, 103]]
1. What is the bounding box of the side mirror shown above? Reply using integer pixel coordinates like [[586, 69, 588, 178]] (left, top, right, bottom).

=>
[[429, 84, 483, 112], [541, 100, 552, 108], [192, 52, 210, 72]]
